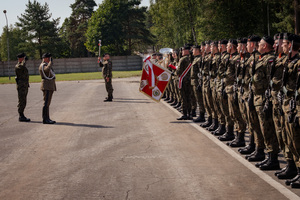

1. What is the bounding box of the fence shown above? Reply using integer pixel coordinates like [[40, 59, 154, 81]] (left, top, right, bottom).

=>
[[0, 56, 143, 76]]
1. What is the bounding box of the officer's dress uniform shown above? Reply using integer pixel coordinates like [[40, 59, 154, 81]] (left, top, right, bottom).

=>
[[100, 59, 114, 101], [39, 59, 56, 124], [15, 59, 30, 122]]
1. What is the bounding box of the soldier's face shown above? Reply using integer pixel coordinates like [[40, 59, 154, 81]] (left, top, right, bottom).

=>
[[18, 57, 24, 62], [237, 43, 242, 53], [205, 44, 211, 53], [104, 55, 110, 60], [172, 53, 177, 59], [44, 57, 50, 63], [282, 39, 290, 54], [258, 40, 266, 54], [226, 43, 231, 53]]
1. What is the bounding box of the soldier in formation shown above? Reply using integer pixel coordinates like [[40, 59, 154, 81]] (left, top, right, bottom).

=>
[[162, 32, 300, 188]]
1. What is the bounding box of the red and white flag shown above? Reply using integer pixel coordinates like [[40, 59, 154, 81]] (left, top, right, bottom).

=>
[[139, 56, 172, 101]]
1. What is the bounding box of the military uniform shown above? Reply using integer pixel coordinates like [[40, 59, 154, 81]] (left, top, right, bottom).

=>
[[190, 54, 205, 121], [175, 53, 191, 119], [252, 48, 280, 170], [100, 59, 114, 101], [15, 53, 30, 122], [39, 53, 56, 124]]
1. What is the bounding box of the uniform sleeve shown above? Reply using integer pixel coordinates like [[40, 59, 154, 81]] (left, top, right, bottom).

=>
[[108, 61, 112, 78], [175, 57, 186, 76], [43, 61, 53, 74]]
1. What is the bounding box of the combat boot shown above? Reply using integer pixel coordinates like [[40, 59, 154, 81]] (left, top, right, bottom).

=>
[[193, 112, 205, 123], [212, 124, 221, 134], [19, 112, 30, 122], [207, 118, 218, 131], [43, 107, 55, 124], [239, 134, 255, 155], [277, 160, 298, 179], [177, 111, 189, 120], [46, 108, 56, 124], [286, 168, 300, 186], [200, 116, 212, 128], [247, 148, 265, 162], [259, 152, 280, 170], [213, 124, 226, 136], [104, 97, 113, 102], [191, 109, 196, 117], [228, 132, 245, 147], [218, 125, 234, 141], [255, 153, 270, 167]]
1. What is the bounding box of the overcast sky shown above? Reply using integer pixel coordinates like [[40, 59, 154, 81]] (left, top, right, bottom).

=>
[[0, 0, 150, 35]]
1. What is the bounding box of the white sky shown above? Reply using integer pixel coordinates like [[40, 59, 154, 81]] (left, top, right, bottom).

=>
[[0, 0, 150, 35]]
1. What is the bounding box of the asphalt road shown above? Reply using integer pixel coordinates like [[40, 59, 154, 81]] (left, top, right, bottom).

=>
[[0, 77, 300, 200]]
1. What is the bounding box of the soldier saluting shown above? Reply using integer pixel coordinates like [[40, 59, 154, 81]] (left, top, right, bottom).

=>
[[15, 53, 30, 122], [39, 53, 56, 124], [98, 53, 113, 102]]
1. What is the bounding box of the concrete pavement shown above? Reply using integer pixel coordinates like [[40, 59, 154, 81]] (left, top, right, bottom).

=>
[[0, 77, 299, 200]]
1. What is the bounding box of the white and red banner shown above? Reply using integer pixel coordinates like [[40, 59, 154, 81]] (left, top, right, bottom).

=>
[[139, 56, 172, 101], [178, 63, 192, 89]]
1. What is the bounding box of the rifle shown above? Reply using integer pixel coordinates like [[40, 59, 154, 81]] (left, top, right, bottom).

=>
[[234, 53, 242, 105], [263, 40, 279, 117], [98, 40, 102, 63], [198, 49, 206, 91], [248, 49, 256, 111], [221, 55, 230, 100], [278, 40, 294, 116]]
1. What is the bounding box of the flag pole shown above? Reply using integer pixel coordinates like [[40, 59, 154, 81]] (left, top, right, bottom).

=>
[[98, 40, 101, 63]]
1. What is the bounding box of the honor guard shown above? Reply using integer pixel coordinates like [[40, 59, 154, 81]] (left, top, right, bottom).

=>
[[39, 53, 56, 124], [15, 53, 30, 122], [99, 53, 114, 102]]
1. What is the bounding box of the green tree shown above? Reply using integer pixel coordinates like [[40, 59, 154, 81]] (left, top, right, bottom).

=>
[[85, 0, 153, 55], [62, 0, 97, 57], [0, 26, 24, 61], [16, 0, 61, 59]]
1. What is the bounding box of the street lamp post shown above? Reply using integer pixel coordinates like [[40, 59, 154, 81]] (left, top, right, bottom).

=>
[[3, 10, 10, 80]]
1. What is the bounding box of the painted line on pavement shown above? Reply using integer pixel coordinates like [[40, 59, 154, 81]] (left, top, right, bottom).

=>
[[162, 101, 299, 200]]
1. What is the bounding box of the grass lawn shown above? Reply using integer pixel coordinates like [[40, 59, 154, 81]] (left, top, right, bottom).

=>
[[0, 71, 142, 84]]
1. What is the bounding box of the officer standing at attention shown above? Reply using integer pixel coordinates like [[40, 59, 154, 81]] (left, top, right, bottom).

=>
[[39, 53, 56, 124], [98, 53, 114, 102], [15, 53, 30, 122]]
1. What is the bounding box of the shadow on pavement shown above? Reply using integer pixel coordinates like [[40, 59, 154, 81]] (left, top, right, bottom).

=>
[[30, 121, 113, 128], [113, 98, 152, 104]]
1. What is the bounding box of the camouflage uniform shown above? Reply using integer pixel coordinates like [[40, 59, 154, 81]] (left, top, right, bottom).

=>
[[100, 59, 114, 99], [15, 60, 29, 115]]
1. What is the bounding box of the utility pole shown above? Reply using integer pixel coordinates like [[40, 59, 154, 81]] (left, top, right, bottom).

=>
[[3, 10, 10, 80]]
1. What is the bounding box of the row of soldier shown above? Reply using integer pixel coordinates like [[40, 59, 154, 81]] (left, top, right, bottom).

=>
[[153, 33, 300, 188]]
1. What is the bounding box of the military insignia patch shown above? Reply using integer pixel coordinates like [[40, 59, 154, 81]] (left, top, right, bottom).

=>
[[152, 89, 160, 97]]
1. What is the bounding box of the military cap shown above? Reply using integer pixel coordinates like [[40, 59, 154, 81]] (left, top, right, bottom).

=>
[[182, 45, 191, 50], [152, 53, 157, 56], [248, 35, 261, 42], [237, 38, 247, 44], [210, 40, 218, 46], [262, 35, 274, 46], [17, 53, 26, 58], [273, 33, 284, 40], [192, 45, 201, 49], [42, 52, 52, 58], [205, 40, 212, 45], [201, 41, 205, 46], [228, 39, 238, 46], [283, 33, 300, 43], [219, 39, 228, 45]]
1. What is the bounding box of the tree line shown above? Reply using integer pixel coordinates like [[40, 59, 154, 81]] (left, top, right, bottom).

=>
[[0, 0, 299, 61]]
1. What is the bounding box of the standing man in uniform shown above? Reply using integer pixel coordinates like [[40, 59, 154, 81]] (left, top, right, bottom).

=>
[[176, 45, 192, 120], [39, 53, 56, 124], [15, 53, 30, 122], [98, 53, 113, 102]]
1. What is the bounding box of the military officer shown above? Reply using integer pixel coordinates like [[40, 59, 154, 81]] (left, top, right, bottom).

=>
[[191, 45, 205, 122], [176, 45, 192, 120], [99, 53, 114, 102], [15, 53, 30, 122], [39, 53, 56, 124]]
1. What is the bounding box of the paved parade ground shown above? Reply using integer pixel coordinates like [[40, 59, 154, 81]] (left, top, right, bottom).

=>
[[1, 77, 300, 200]]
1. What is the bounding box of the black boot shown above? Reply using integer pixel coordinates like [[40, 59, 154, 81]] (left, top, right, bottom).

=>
[[286, 168, 300, 186], [247, 148, 265, 162], [213, 124, 226, 136], [45, 108, 56, 124], [255, 153, 270, 168], [228, 132, 245, 147], [174, 102, 181, 109], [212, 124, 221, 134], [191, 109, 196, 117], [104, 95, 113, 102], [167, 97, 174, 103], [19, 112, 30, 122], [200, 116, 212, 128], [259, 152, 280, 170], [277, 160, 298, 179], [218, 125, 234, 141], [170, 99, 178, 106], [207, 118, 218, 131], [239, 134, 255, 155], [177, 111, 189, 120], [193, 112, 205, 123]]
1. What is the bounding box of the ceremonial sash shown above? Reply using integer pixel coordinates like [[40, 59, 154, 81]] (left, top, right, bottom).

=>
[[178, 63, 192, 89]]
